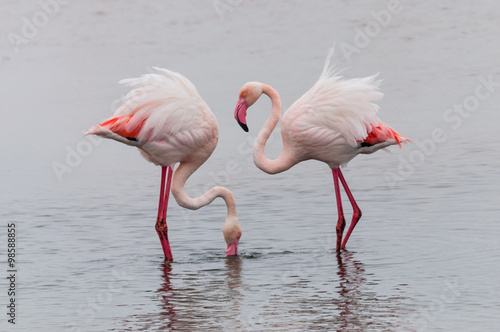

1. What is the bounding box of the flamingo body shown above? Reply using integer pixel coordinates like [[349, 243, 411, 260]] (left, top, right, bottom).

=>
[[87, 68, 241, 260], [88, 68, 218, 167], [234, 55, 408, 251]]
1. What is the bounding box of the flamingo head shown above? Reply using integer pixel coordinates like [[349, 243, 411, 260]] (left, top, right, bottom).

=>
[[223, 215, 242, 256], [234, 82, 263, 132]]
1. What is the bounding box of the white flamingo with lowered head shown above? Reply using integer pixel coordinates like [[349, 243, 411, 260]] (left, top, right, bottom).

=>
[[87, 67, 242, 261], [233, 50, 409, 251]]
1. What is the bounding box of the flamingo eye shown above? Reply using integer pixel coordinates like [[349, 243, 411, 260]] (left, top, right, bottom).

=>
[[242, 92, 247, 98]]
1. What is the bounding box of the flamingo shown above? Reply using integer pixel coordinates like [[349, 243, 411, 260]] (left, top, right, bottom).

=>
[[86, 67, 242, 261], [233, 51, 409, 251]]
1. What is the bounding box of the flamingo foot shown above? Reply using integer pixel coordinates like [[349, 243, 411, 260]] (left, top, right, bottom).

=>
[[340, 209, 362, 250], [226, 238, 239, 256], [336, 168, 362, 251], [335, 216, 346, 252], [155, 221, 173, 261]]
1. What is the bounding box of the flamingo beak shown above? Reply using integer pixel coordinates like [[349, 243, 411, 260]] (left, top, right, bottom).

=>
[[225, 237, 240, 256], [234, 97, 249, 132]]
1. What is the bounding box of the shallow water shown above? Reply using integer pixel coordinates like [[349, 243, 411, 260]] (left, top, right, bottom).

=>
[[2, 1, 500, 331]]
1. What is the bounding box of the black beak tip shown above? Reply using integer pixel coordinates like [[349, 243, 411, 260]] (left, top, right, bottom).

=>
[[238, 121, 249, 132]]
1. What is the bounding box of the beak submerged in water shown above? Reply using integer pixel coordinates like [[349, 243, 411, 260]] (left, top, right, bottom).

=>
[[226, 237, 240, 256], [234, 97, 249, 132]]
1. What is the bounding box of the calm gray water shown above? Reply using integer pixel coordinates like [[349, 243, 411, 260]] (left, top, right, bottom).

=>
[[2, 1, 500, 331]]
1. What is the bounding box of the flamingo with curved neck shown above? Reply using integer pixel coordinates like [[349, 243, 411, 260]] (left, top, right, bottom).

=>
[[234, 60, 409, 251], [171, 161, 241, 253], [87, 67, 241, 260]]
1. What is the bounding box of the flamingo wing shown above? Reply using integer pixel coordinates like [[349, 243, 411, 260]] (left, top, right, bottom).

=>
[[87, 68, 215, 146], [284, 69, 384, 147], [361, 122, 409, 148]]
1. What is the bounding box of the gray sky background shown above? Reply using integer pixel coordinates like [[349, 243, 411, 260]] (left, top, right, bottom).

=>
[[1, 0, 499, 199]]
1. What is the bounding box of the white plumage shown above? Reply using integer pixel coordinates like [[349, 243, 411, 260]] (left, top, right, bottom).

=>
[[233, 49, 409, 251], [282, 70, 385, 167], [86, 68, 241, 260], [88, 67, 218, 166]]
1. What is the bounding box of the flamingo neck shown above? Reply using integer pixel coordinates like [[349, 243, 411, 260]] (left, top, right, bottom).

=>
[[171, 161, 237, 217], [253, 84, 293, 175]]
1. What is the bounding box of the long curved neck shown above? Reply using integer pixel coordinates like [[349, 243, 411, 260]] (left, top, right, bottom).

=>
[[171, 161, 236, 217], [253, 84, 293, 174]]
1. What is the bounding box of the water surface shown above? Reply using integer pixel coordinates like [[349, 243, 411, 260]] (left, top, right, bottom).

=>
[[1, 1, 500, 331]]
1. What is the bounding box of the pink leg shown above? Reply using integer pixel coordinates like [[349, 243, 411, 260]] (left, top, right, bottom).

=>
[[157, 167, 167, 220], [162, 166, 174, 220], [155, 166, 174, 261], [338, 169, 362, 249], [332, 168, 346, 252]]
